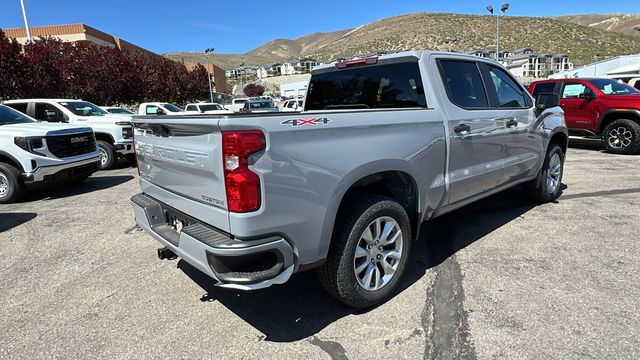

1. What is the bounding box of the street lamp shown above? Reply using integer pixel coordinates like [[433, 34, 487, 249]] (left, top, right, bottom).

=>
[[204, 47, 215, 103], [487, 3, 509, 61], [19, 0, 32, 42]]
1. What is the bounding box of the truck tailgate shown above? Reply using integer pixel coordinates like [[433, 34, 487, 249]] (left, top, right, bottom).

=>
[[133, 119, 230, 232]]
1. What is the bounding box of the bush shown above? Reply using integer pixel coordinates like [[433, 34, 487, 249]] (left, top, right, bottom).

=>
[[243, 83, 265, 97], [0, 29, 210, 104]]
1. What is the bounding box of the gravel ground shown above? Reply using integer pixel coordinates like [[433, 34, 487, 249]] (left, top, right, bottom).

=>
[[0, 140, 638, 359]]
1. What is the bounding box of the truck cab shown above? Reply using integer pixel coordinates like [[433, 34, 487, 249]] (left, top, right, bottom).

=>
[[5, 99, 133, 169]]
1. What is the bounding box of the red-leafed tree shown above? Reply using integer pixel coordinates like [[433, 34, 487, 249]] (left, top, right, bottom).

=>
[[244, 83, 265, 97], [0, 29, 26, 100], [187, 64, 211, 101], [22, 37, 72, 98]]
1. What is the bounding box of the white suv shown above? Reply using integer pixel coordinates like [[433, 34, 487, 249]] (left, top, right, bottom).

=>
[[4, 99, 133, 170], [0, 104, 100, 203], [184, 103, 233, 115]]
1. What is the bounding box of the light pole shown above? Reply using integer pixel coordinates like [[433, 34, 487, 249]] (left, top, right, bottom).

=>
[[204, 47, 215, 103], [593, 52, 600, 77], [487, 3, 509, 62], [19, 0, 32, 42]]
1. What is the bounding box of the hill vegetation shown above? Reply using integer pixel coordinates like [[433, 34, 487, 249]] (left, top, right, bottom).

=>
[[165, 13, 640, 70]]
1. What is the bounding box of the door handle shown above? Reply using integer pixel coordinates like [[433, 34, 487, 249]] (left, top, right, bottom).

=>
[[454, 124, 471, 134], [506, 119, 518, 128]]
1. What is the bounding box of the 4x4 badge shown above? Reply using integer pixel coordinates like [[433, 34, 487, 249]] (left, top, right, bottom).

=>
[[281, 117, 331, 127]]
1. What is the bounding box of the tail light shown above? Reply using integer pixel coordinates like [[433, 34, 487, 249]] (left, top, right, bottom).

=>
[[132, 125, 140, 176], [222, 130, 265, 213]]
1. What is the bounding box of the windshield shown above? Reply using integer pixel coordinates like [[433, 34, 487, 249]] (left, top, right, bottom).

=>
[[59, 101, 108, 116], [0, 105, 37, 125], [588, 79, 640, 96], [162, 103, 184, 112], [199, 104, 224, 111], [250, 101, 274, 109], [108, 107, 133, 114]]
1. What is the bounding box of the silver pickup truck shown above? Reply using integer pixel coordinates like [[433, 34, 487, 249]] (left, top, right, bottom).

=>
[[130, 51, 567, 308]]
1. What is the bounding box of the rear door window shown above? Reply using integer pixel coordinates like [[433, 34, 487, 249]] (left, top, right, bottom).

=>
[[145, 105, 159, 115], [305, 61, 427, 110], [5, 102, 28, 114], [438, 60, 489, 109], [531, 82, 556, 96], [34, 103, 65, 122]]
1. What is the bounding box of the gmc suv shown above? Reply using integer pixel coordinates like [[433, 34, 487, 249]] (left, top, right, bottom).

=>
[[530, 78, 640, 154], [0, 104, 100, 203], [131, 51, 568, 308]]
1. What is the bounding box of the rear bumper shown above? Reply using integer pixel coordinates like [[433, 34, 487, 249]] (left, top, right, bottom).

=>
[[130, 193, 295, 290], [22, 156, 100, 183]]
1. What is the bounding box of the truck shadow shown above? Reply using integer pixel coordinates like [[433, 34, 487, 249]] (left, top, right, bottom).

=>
[[24, 175, 134, 201], [0, 212, 37, 233], [568, 138, 605, 152], [178, 186, 548, 343]]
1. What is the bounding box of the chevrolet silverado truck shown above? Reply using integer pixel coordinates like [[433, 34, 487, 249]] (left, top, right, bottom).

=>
[[0, 104, 100, 203], [4, 99, 133, 169], [131, 51, 568, 308], [530, 78, 640, 154]]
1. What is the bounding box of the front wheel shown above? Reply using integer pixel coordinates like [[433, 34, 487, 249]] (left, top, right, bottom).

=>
[[318, 194, 411, 308], [0, 163, 26, 204], [602, 119, 640, 155], [524, 144, 565, 203], [96, 140, 116, 170]]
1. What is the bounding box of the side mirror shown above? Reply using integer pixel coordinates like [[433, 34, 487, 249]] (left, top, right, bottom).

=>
[[579, 89, 596, 99], [535, 92, 559, 115], [156, 108, 165, 116]]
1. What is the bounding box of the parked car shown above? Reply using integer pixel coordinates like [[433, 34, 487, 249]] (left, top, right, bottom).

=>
[[280, 99, 303, 112], [137, 102, 184, 116], [101, 106, 134, 115], [0, 104, 100, 203], [530, 78, 640, 154], [130, 51, 567, 308], [5, 99, 133, 170], [184, 103, 233, 115], [627, 77, 640, 90], [240, 100, 279, 113], [223, 98, 248, 113]]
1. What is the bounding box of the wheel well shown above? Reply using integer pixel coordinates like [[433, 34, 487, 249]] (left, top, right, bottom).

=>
[[94, 132, 115, 144], [0, 154, 24, 172], [549, 132, 568, 154], [599, 112, 640, 133], [338, 171, 420, 239]]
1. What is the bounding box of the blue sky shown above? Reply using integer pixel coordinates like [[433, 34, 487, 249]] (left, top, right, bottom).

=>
[[1, 0, 638, 54]]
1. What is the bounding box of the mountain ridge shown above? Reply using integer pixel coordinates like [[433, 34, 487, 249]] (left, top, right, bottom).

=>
[[164, 12, 640, 70]]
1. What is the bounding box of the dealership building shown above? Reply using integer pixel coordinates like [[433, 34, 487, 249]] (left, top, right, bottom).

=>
[[3, 23, 228, 93]]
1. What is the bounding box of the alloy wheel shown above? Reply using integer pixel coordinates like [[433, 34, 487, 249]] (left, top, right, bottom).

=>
[[546, 153, 562, 195], [353, 216, 403, 291], [0, 172, 9, 198], [608, 127, 633, 149]]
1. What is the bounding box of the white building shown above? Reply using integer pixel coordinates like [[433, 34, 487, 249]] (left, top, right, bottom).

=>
[[550, 54, 640, 81], [280, 80, 309, 98]]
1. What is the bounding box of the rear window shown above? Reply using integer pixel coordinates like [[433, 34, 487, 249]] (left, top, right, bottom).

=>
[[532, 82, 556, 96], [305, 62, 427, 111], [5, 102, 28, 114]]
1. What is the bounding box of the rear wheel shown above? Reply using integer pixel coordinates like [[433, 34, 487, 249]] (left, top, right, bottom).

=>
[[0, 163, 26, 204], [318, 194, 411, 308], [97, 140, 116, 170], [602, 119, 640, 155], [524, 144, 564, 203]]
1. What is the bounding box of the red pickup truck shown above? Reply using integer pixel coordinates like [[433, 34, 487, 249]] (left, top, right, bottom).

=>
[[529, 78, 640, 154]]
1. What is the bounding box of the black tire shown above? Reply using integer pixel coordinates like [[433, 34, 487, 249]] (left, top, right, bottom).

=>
[[601, 119, 640, 155], [524, 144, 565, 203], [318, 193, 412, 308], [96, 140, 116, 170], [0, 162, 26, 204]]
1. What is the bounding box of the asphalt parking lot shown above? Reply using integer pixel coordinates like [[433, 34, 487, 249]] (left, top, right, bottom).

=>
[[1, 139, 639, 359]]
